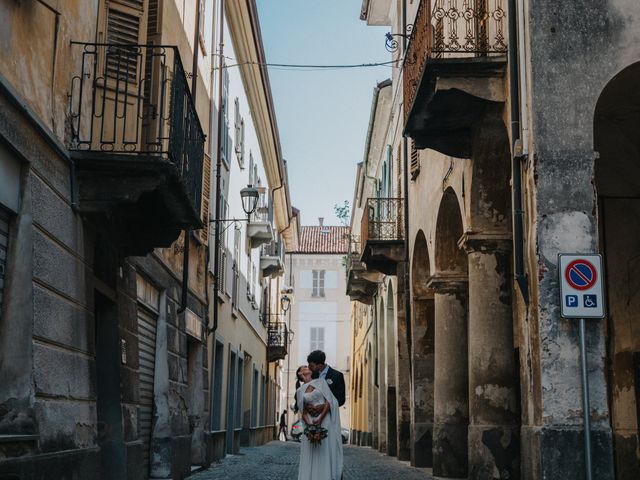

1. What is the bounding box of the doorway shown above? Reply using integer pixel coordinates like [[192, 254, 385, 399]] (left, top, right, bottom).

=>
[[594, 61, 640, 480]]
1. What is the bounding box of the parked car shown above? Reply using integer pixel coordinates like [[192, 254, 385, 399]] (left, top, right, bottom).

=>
[[341, 428, 349, 444], [291, 419, 304, 441]]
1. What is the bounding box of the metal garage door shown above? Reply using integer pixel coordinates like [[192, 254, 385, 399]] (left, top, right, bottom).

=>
[[138, 308, 157, 478], [0, 210, 9, 319]]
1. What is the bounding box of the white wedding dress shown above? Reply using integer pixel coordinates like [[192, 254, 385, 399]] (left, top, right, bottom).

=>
[[296, 379, 343, 480]]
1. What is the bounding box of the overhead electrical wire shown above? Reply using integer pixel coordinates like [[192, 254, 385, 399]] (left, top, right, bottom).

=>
[[211, 54, 402, 71]]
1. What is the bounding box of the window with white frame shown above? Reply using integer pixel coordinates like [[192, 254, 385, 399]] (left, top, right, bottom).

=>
[[247, 256, 252, 297], [221, 67, 231, 166], [234, 98, 245, 168], [312, 270, 325, 297], [232, 227, 240, 307], [310, 327, 325, 352], [248, 152, 255, 185]]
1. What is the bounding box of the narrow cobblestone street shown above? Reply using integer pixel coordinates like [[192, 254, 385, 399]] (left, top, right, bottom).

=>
[[189, 441, 432, 480]]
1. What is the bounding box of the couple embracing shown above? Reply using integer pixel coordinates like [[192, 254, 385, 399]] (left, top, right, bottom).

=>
[[295, 350, 345, 480]]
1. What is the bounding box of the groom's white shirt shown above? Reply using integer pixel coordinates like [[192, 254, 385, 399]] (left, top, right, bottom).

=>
[[319, 364, 329, 379]]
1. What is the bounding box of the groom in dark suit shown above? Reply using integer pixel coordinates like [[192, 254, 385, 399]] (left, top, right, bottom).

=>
[[307, 350, 346, 407]]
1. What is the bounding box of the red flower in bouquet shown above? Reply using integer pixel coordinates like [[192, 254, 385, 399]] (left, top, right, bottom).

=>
[[303, 424, 328, 446]]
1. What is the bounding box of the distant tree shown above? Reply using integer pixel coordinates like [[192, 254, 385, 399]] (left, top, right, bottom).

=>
[[334, 200, 350, 227]]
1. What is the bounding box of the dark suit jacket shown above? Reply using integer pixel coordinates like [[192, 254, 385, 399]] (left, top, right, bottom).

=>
[[324, 366, 346, 407]]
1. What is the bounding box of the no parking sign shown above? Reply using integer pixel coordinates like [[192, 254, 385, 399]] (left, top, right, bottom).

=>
[[558, 254, 605, 319]]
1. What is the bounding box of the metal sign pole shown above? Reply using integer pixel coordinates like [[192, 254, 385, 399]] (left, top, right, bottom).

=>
[[578, 317, 593, 480]]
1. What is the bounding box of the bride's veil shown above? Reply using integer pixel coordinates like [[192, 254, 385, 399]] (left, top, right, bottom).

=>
[[296, 378, 344, 478]]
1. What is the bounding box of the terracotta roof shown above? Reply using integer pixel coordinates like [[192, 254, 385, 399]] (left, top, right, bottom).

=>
[[294, 226, 349, 254]]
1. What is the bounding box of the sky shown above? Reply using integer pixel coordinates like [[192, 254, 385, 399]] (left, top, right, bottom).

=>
[[256, 0, 390, 227]]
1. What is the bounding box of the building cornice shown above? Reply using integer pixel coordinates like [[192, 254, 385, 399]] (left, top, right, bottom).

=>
[[225, 0, 297, 250]]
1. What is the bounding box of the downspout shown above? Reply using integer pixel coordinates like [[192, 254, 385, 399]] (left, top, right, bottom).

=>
[[508, 0, 529, 304], [402, 0, 413, 375], [211, 0, 225, 332], [180, 0, 202, 313], [205, 1, 220, 433]]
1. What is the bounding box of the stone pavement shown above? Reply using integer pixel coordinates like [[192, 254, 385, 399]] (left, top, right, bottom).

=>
[[189, 441, 432, 480]]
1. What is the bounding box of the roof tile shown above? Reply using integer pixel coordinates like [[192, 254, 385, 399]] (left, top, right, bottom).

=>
[[293, 226, 349, 254]]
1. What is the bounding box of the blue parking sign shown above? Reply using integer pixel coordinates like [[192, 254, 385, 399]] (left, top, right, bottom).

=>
[[559, 254, 605, 319], [566, 295, 578, 307]]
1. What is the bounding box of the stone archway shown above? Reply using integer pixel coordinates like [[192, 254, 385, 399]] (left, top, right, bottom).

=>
[[410, 230, 435, 468], [595, 61, 640, 480], [431, 187, 469, 478]]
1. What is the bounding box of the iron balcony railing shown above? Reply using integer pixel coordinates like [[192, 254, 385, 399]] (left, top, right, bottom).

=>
[[404, 0, 508, 121], [267, 322, 288, 350], [361, 198, 404, 245], [261, 239, 285, 263], [250, 190, 272, 224], [344, 233, 362, 277], [69, 42, 205, 216]]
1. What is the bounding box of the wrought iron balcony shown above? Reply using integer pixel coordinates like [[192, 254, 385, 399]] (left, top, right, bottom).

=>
[[260, 239, 285, 278], [345, 234, 382, 305], [403, 0, 508, 158], [68, 42, 205, 254], [247, 194, 274, 249], [267, 321, 288, 362], [360, 198, 405, 276]]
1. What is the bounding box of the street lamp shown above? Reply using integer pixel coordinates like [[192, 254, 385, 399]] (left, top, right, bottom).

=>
[[210, 185, 261, 334], [240, 185, 259, 216], [281, 294, 291, 313]]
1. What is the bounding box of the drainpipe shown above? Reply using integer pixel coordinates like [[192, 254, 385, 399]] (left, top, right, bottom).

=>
[[402, 0, 413, 375], [211, 0, 225, 333], [508, 0, 529, 304], [180, 0, 202, 313], [517, 0, 529, 157]]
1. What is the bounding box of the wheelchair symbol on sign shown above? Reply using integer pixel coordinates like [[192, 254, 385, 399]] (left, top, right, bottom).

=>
[[584, 295, 598, 308]]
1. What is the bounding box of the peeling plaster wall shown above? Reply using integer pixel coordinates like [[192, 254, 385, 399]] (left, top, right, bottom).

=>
[[521, 0, 640, 477], [0, 2, 211, 478]]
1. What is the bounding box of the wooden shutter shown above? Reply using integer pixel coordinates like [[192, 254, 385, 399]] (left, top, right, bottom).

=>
[[410, 139, 420, 180], [100, 1, 149, 83], [218, 248, 226, 294], [199, 153, 211, 244]]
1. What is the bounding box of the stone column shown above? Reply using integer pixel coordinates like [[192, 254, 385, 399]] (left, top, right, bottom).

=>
[[377, 300, 388, 453], [463, 235, 519, 479], [429, 274, 469, 478], [410, 297, 435, 467], [395, 264, 412, 461], [151, 293, 172, 478]]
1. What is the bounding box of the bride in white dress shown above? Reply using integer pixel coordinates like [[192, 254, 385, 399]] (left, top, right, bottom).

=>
[[296, 366, 343, 480]]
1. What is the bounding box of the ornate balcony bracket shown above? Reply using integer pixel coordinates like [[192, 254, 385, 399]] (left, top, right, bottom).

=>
[[385, 24, 414, 52]]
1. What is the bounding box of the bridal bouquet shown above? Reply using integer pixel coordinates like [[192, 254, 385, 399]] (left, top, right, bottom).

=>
[[303, 424, 328, 446]]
